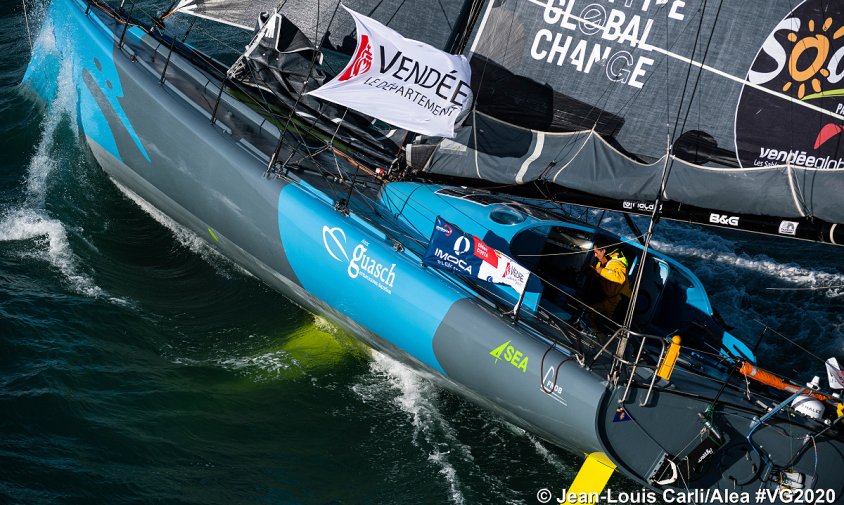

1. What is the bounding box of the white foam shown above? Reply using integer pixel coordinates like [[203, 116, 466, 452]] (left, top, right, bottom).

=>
[[2, 56, 125, 303], [216, 349, 299, 380], [312, 315, 340, 335], [25, 59, 77, 207], [600, 215, 844, 296], [355, 351, 469, 505], [597, 214, 844, 356], [525, 432, 568, 473], [111, 179, 252, 279], [0, 208, 125, 303], [651, 238, 844, 299]]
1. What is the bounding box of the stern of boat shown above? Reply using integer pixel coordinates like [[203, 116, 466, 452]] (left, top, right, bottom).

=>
[[596, 363, 844, 499]]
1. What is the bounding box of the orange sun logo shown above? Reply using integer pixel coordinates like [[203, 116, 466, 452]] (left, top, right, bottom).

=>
[[783, 17, 844, 99]]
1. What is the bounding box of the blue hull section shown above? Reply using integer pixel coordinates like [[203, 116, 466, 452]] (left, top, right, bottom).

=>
[[29, 1, 844, 497], [278, 184, 466, 373], [24, 0, 148, 164]]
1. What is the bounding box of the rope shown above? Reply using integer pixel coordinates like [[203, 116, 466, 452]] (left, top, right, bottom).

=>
[[517, 234, 646, 257], [539, 351, 575, 394], [751, 319, 829, 367]]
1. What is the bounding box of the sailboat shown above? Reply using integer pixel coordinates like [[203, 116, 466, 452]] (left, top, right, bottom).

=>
[[22, 0, 844, 498]]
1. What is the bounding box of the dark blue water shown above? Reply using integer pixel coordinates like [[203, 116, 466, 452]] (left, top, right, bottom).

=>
[[1, 1, 842, 504]]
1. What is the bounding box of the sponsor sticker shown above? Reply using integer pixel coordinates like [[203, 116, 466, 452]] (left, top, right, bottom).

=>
[[612, 407, 633, 423], [541, 366, 567, 406], [778, 220, 799, 236], [736, 1, 844, 168], [323, 226, 397, 294], [530, 0, 687, 89], [490, 340, 529, 373], [709, 213, 740, 227]]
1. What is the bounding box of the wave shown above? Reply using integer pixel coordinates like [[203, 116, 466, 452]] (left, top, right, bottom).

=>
[[353, 351, 471, 505], [110, 179, 250, 280], [1, 54, 127, 303], [0, 207, 111, 300]]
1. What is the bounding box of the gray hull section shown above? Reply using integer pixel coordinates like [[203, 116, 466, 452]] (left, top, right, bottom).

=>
[[433, 299, 605, 455], [57, 0, 611, 461]]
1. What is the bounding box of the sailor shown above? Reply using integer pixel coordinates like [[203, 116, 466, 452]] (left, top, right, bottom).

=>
[[591, 244, 633, 324]]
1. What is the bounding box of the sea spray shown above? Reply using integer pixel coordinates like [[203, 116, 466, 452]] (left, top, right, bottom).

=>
[[1, 53, 126, 301], [25, 58, 75, 206], [355, 351, 470, 505]]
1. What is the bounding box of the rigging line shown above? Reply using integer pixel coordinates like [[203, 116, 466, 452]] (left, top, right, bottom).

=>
[[118, 4, 344, 189], [524, 0, 844, 122], [459, 272, 609, 351], [597, 1, 686, 120], [517, 234, 646, 257], [750, 319, 828, 366], [670, 0, 708, 142], [472, 7, 600, 171], [434, 0, 454, 34], [267, 0, 341, 175], [279, 93, 348, 173], [453, 0, 484, 55], [343, 191, 427, 246], [21, 0, 33, 52], [676, 0, 725, 140], [364, 0, 387, 19], [382, 0, 409, 28], [102, 4, 344, 200], [239, 58, 281, 118], [180, 15, 197, 42], [612, 31, 677, 377], [468, 0, 522, 114]]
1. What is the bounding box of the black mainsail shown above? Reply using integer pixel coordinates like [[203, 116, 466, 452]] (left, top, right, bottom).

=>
[[409, 0, 844, 245]]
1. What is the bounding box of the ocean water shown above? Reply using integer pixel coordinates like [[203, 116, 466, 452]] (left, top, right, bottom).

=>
[[1, 1, 842, 504]]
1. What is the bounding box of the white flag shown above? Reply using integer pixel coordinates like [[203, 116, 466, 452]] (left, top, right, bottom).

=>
[[307, 7, 472, 138], [477, 251, 530, 295], [826, 357, 844, 389]]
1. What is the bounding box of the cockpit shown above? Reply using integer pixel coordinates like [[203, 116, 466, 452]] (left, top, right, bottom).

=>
[[509, 225, 680, 336]]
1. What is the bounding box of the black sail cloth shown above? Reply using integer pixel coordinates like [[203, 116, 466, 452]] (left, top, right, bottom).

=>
[[412, 0, 844, 232]]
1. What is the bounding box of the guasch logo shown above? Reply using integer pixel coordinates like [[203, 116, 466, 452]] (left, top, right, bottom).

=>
[[338, 34, 373, 81], [735, 1, 844, 169]]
